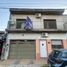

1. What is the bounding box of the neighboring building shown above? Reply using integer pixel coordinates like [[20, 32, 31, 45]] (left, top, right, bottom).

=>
[[0, 31, 4, 38], [0, 31, 5, 59], [4, 8, 67, 60]]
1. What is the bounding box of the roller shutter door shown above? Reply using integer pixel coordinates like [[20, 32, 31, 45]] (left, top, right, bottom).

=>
[[8, 40, 35, 59]]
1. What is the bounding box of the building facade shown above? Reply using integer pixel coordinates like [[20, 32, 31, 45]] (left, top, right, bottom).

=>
[[3, 8, 67, 60], [0, 31, 5, 59]]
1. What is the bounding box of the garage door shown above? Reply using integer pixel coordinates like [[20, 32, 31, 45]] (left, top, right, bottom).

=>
[[8, 40, 35, 59]]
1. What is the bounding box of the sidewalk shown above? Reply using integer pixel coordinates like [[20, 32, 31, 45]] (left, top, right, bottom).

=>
[[0, 59, 47, 67]]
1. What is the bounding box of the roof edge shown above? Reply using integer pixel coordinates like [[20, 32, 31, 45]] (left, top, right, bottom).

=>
[[9, 8, 65, 15]]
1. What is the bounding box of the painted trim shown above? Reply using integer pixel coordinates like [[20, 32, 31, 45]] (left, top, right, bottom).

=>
[[63, 39, 67, 49], [47, 39, 52, 55], [36, 39, 40, 60]]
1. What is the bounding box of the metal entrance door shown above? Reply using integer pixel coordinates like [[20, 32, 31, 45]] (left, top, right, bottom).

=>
[[40, 40, 47, 57]]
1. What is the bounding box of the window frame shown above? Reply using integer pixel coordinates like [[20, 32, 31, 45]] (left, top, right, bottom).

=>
[[43, 19, 57, 29], [51, 40, 63, 50], [16, 19, 26, 29]]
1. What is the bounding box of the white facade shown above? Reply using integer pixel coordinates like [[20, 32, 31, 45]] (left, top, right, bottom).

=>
[[3, 9, 67, 60], [7, 33, 67, 41], [9, 14, 67, 30]]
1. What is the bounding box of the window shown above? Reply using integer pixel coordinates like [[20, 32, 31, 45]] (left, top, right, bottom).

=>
[[51, 40, 63, 50], [16, 19, 26, 29], [53, 50, 61, 58], [44, 19, 57, 29], [61, 52, 67, 58]]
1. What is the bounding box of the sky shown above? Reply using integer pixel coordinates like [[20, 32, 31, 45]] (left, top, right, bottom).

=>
[[0, 0, 67, 31]]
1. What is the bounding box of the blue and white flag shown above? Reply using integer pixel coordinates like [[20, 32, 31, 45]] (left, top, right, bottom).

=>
[[24, 16, 33, 30]]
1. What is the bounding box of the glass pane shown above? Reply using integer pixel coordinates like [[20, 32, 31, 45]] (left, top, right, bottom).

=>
[[44, 19, 57, 29], [52, 45, 62, 49], [16, 21, 21, 29], [49, 20, 57, 29], [61, 52, 67, 58], [53, 51, 61, 58], [44, 21, 48, 29], [16, 19, 26, 29]]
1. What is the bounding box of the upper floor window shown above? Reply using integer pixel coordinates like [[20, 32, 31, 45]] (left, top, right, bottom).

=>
[[44, 19, 57, 29], [16, 19, 26, 29]]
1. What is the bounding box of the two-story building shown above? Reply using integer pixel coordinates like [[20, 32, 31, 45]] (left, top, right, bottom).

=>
[[3, 8, 67, 60]]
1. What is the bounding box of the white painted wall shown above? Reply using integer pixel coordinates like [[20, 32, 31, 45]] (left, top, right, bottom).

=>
[[11, 15, 43, 29], [63, 15, 67, 29], [48, 33, 67, 39], [7, 33, 41, 40], [9, 14, 67, 30], [7, 33, 67, 40]]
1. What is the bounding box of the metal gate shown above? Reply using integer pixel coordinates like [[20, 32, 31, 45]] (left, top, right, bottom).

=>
[[8, 40, 36, 59]]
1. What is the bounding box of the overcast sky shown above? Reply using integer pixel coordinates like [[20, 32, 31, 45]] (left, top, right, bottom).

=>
[[0, 0, 67, 31]]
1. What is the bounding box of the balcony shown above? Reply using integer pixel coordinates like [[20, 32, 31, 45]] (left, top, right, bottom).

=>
[[6, 21, 67, 33]]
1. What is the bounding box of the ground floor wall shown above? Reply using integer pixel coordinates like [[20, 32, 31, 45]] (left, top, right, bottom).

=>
[[36, 39, 67, 60], [3, 33, 67, 60]]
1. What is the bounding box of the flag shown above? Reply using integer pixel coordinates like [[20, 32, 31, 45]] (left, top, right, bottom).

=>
[[24, 16, 33, 30]]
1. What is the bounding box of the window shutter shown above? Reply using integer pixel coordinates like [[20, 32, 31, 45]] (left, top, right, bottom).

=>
[[44, 19, 57, 29], [51, 40, 63, 49], [49, 20, 57, 29], [52, 40, 62, 45], [44, 21, 48, 29]]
